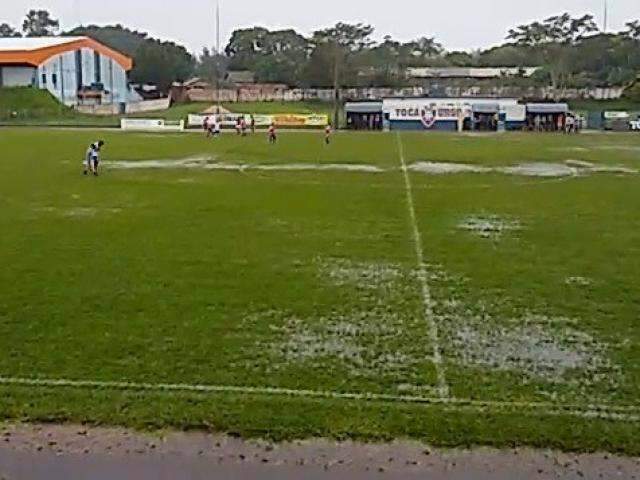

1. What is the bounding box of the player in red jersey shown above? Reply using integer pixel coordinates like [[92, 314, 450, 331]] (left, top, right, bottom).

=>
[[268, 123, 277, 144], [324, 123, 332, 145]]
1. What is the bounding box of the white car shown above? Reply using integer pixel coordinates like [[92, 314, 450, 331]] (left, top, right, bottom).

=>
[[630, 120, 640, 131]]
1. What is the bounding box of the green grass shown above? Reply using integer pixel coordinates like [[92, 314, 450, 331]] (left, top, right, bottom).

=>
[[0, 88, 334, 126], [0, 87, 118, 126], [0, 129, 639, 453]]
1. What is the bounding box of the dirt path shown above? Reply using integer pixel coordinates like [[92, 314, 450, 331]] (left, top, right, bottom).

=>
[[1, 424, 638, 480]]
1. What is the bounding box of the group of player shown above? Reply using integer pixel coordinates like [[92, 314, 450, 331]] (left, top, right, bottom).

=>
[[202, 115, 332, 145], [82, 116, 333, 176]]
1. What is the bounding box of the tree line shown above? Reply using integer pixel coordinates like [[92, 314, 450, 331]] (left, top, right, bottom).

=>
[[1, 10, 640, 94]]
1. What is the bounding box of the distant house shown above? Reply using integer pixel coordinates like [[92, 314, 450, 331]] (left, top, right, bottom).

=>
[[226, 70, 256, 84], [0, 36, 134, 106]]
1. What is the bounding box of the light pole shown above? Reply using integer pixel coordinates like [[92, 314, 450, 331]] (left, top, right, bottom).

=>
[[215, 0, 221, 114]]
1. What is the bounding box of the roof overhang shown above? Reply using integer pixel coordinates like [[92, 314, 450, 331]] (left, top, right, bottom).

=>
[[0, 37, 132, 71]]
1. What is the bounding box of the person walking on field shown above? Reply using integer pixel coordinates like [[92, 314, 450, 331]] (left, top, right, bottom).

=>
[[83, 140, 105, 176], [204, 116, 211, 137], [324, 123, 332, 145], [268, 123, 277, 144]]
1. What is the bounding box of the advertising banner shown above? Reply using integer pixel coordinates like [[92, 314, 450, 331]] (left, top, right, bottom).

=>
[[604, 111, 630, 120], [385, 99, 471, 129], [188, 113, 328, 128]]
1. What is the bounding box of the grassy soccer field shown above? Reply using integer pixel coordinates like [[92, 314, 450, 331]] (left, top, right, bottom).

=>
[[0, 128, 639, 453]]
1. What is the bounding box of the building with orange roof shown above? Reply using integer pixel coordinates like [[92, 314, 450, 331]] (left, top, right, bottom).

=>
[[0, 36, 134, 107]]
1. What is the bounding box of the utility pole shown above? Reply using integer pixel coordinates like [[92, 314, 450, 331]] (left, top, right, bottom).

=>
[[215, 0, 221, 114], [603, 0, 609, 33]]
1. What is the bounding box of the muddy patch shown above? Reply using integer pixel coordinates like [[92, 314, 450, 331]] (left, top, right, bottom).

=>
[[458, 215, 522, 239]]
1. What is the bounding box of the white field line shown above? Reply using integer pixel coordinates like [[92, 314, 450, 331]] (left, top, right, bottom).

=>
[[396, 133, 449, 398], [0, 376, 639, 422]]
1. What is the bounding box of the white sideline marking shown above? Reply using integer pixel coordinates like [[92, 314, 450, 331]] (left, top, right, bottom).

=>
[[396, 133, 449, 398], [0, 376, 638, 422]]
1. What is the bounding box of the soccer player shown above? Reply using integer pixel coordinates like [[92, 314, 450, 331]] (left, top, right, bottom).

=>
[[324, 124, 332, 145], [240, 117, 248, 137], [211, 116, 221, 138], [203, 116, 211, 137], [268, 123, 277, 144], [84, 140, 105, 176]]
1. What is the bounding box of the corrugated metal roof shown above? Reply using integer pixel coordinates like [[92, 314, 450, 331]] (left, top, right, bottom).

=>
[[345, 102, 383, 113], [526, 103, 569, 114], [472, 103, 500, 113], [0, 37, 86, 51]]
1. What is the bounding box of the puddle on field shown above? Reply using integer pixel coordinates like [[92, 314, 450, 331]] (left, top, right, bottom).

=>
[[104, 157, 384, 174], [408, 161, 637, 177], [241, 258, 619, 397], [458, 215, 523, 239], [33, 206, 123, 218]]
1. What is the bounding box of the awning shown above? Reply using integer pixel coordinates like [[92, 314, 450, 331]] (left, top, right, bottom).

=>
[[472, 103, 499, 114], [345, 102, 383, 114], [526, 103, 569, 114]]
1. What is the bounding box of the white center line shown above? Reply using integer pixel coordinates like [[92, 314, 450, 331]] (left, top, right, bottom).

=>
[[396, 133, 449, 398]]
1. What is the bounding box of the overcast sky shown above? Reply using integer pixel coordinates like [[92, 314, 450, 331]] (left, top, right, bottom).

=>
[[4, 1, 639, 54]]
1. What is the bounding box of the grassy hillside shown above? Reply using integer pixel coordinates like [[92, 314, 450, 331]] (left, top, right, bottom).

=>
[[0, 89, 335, 126], [0, 88, 118, 126]]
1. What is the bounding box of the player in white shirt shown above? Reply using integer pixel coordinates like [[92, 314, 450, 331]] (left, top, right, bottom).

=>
[[83, 140, 105, 176]]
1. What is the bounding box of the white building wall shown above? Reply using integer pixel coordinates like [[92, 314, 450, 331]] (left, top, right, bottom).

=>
[[81, 48, 95, 87], [33, 47, 130, 106], [1, 67, 36, 87], [38, 51, 78, 106]]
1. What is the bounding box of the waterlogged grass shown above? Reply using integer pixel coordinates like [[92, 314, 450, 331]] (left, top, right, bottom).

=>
[[0, 128, 639, 453]]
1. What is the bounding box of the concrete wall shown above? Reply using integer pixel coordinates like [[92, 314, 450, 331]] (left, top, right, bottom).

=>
[[76, 97, 171, 116], [1, 67, 36, 87], [185, 84, 624, 103]]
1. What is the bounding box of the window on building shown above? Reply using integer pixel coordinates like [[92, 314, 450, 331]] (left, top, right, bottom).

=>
[[94, 51, 101, 84], [41, 73, 47, 85], [75, 50, 83, 88], [52, 73, 58, 89]]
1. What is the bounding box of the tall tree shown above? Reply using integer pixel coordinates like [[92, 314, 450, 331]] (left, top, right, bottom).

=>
[[311, 23, 374, 127], [197, 47, 228, 83], [625, 21, 640, 40], [507, 13, 598, 95], [65, 25, 196, 91], [22, 9, 59, 37], [0, 23, 21, 38], [225, 27, 309, 84]]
